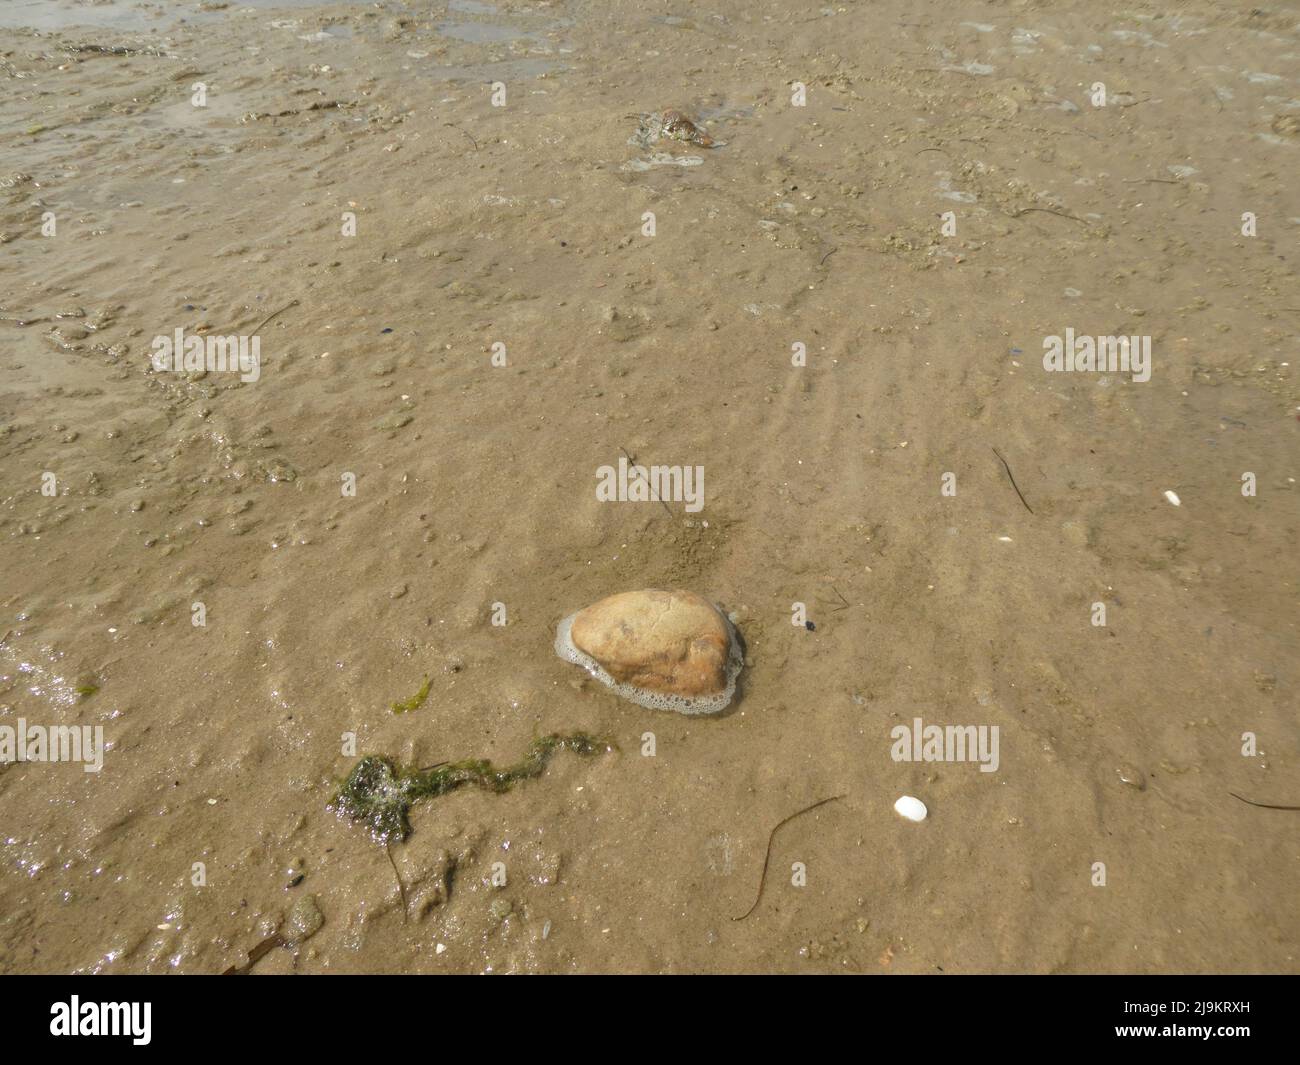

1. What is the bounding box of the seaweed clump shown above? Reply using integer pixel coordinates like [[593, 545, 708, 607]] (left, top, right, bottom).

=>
[[331, 732, 612, 844]]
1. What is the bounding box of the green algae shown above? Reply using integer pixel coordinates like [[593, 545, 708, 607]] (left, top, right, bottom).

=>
[[75, 684, 99, 699], [390, 675, 431, 714], [331, 731, 612, 844]]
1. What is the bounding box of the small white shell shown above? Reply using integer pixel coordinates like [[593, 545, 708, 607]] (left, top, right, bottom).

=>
[[1164, 490, 1181, 506], [894, 795, 928, 822]]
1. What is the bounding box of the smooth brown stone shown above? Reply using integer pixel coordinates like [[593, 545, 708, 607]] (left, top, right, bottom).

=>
[[568, 589, 733, 698]]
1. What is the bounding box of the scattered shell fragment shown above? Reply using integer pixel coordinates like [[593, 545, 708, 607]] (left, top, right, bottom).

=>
[[629, 109, 721, 150], [1116, 764, 1147, 791], [555, 589, 743, 714], [1164, 490, 1181, 506], [893, 795, 928, 822], [660, 109, 714, 146]]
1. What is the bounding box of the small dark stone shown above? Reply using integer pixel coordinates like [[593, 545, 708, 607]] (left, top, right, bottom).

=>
[[805, 620, 815, 631]]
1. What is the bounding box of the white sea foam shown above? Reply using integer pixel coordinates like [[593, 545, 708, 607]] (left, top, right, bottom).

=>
[[554, 610, 743, 715]]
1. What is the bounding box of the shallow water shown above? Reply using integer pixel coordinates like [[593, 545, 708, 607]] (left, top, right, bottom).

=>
[[0, 0, 357, 32], [1, 0, 1297, 975]]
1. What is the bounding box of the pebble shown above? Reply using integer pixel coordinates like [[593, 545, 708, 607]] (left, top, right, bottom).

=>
[[555, 589, 743, 714], [372, 413, 413, 431], [893, 795, 928, 822], [284, 894, 324, 945]]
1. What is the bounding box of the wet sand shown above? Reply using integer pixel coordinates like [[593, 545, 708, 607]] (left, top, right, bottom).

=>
[[0, 0, 1297, 973]]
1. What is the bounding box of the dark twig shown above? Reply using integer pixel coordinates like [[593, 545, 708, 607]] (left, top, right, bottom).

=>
[[1007, 206, 1088, 226], [620, 446, 674, 518], [444, 123, 479, 150], [251, 298, 299, 334], [1228, 791, 1300, 811], [992, 447, 1034, 514], [733, 794, 846, 921], [386, 842, 409, 921], [222, 932, 286, 975], [819, 247, 838, 266]]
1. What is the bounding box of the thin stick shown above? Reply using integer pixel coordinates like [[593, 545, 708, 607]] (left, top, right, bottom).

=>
[[819, 247, 838, 266], [1228, 791, 1300, 811], [1007, 206, 1088, 226], [222, 932, 285, 975], [733, 794, 846, 921], [386, 842, 409, 920], [251, 298, 299, 334], [992, 447, 1034, 514], [444, 123, 479, 150], [620, 446, 674, 518]]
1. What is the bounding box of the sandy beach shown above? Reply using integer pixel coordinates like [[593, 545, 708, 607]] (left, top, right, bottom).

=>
[[1, 0, 1296, 974]]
